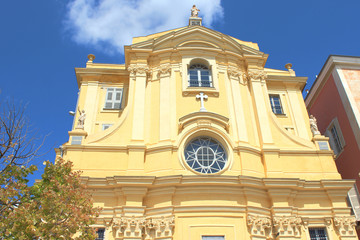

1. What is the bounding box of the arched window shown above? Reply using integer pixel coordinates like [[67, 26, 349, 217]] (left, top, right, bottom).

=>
[[188, 64, 212, 87]]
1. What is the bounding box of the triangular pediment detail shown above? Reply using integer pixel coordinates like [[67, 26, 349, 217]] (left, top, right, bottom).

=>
[[129, 26, 264, 56]]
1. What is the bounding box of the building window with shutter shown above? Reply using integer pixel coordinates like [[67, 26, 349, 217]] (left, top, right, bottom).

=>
[[309, 228, 328, 240], [347, 184, 360, 221], [325, 118, 345, 157], [269, 94, 284, 115], [202, 236, 225, 240], [104, 88, 123, 110]]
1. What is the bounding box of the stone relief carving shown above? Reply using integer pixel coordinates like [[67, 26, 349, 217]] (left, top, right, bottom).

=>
[[273, 216, 302, 237], [334, 216, 356, 237], [127, 64, 150, 75], [227, 66, 242, 78], [191, 5, 200, 17], [112, 215, 175, 239], [247, 215, 272, 238]]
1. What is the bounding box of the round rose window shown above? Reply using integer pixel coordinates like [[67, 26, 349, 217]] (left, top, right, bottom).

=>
[[184, 136, 227, 174]]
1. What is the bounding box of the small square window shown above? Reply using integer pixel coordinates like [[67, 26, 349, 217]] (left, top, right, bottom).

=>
[[104, 88, 123, 110], [309, 228, 328, 240], [95, 228, 105, 240], [269, 94, 284, 115], [71, 136, 82, 145], [102, 124, 113, 131]]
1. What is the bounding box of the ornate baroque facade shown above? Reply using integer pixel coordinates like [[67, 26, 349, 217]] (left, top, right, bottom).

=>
[[58, 16, 358, 240]]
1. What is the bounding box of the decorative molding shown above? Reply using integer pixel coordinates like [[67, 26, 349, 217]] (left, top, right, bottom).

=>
[[273, 216, 302, 237], [112, 215, 175, 240], [247, 214, 272, 238], [157, 63, 172, 77], [127, 64, 150, 76], [227, 66, 242, 78], [334, 216, 357, 237]]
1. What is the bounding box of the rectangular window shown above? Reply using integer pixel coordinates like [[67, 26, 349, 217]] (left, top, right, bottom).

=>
[[269, 94, 284, 115], [104, 88, 123, 109], [309, 228, 328, 240], [202, 236, 225, 240], [95, 228, 105, 240], [330, 125, 342, 154]]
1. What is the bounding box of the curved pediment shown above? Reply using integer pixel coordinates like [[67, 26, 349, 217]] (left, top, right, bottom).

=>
[[129, 26, 265, 57]]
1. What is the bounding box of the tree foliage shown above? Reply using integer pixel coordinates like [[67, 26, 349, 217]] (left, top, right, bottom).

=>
[[0, 102, 99, 239]]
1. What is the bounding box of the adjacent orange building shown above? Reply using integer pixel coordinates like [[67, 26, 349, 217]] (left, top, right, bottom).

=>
[[305, 55, 360, 224]]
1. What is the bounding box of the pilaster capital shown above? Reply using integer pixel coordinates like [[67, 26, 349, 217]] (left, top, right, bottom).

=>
[[227, 66, 247, 85], [247, 214, 272, 238], [112, 216, 146, 239], [247, 70, 267, 83], [157, 63, 172, 77], [144, 216, 175, 239], [128, 64, 150, 76], [273, 216, 302, 237], [334, 216, 357, 237]]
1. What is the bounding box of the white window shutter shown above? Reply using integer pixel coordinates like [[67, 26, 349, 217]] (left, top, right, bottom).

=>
[[348, 185, 360, 221]]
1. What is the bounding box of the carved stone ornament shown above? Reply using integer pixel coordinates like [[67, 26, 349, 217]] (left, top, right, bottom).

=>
[[127, 64, 150, 76], [334, 216, 357, 237], [112, 215, 175, 240], [157, 63, 172, 77], [309, 115, 321, 136], [247, 70, 267, 82], [273, 216, 302, 237], [247, 215, 272, 238]]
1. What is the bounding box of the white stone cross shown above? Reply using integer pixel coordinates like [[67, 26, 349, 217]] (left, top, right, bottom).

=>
[[196, 92, 208, 112]]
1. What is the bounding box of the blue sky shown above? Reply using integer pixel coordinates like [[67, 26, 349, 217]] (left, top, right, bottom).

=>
[[1, 0, 360, 183]]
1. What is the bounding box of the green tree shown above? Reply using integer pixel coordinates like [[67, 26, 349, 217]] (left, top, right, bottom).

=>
[[0, 102, 99, 239]]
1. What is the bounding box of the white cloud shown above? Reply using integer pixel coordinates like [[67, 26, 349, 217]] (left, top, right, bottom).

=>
[[65, 0, 223, 54]]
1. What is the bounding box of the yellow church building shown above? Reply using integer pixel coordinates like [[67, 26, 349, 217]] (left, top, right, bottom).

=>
[[58, 12, 358, 240]]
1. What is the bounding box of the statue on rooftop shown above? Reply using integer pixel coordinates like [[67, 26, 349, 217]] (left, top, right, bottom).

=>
[[309, 115, 321, 136], [191, 5, 200, 17], [77, 107, 86, 129]]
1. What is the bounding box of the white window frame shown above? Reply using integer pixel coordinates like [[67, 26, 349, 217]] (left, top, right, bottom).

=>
[[104, 88, 123, 110], [269, 94, 284, 115], [188, 64, 213, 87], [325, 118, 345, 157]]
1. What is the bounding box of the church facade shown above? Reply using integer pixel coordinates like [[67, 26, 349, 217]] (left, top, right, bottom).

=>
[[59, 15, 358, 240]]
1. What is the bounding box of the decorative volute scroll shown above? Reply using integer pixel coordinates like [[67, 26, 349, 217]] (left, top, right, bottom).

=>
[[247, 214, 272, 239], [144, 216, 175, 240], [127, 64, 150, 76], [334, 216, 357, 237], [157, 63, 172, 77], [247, 70, 267, 84], [112, 215, 175, 240], [273, 216, 302, 237]]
